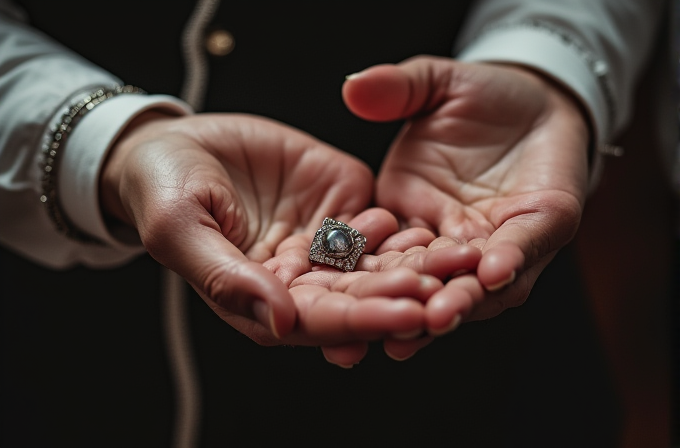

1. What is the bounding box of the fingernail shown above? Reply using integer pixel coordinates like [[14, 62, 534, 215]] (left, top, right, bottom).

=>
[[429, 314, 462, 337], [391, 328, 423, 340], [322, 352, 355, 369], [345, 71, 364, 80], [334, 363, 355, 369], [486, 270, 516, 292], [252, 300, 278, 338], [385, 349, 415, 362]]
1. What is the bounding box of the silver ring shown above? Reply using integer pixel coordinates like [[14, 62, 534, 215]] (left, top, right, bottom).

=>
[[309, 217, 366, 272]]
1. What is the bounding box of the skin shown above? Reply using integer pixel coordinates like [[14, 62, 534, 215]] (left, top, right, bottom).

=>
[[99, 56, 592, 366], [343, 56, 591, 326], [99, 112, 481, 364]]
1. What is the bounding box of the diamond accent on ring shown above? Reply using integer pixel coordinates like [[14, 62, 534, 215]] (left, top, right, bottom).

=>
[[309, 217, 366, 272]]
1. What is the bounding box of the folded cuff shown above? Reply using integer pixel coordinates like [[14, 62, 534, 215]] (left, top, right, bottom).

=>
[[58, 94, 193, 248], [456, 24, 612, 146]]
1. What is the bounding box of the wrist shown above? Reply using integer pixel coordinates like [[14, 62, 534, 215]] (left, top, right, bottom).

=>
[[490, 62, 592, 170], [99, 110, 178, 229], [496, 63, 590, 133]]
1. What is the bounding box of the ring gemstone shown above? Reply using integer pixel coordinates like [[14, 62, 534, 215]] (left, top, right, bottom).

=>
[[309, 218, 366, 272], [322, 228, 353, 257]]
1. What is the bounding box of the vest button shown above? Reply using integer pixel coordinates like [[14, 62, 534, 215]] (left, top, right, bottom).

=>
[[205, 29, 235, 56]]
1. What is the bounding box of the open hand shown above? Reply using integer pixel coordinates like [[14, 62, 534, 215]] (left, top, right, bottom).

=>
[[343, 56, 590, 322], [100, 112, 374, 339]]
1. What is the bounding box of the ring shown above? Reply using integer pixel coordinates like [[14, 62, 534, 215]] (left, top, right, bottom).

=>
[[309, 217, 366, 272]]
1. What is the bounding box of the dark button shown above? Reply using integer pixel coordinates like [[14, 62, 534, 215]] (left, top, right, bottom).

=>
[[322, 229, 353, 257]]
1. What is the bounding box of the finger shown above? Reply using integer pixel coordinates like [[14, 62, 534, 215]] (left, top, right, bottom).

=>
[[344, 207, 400, 253], [424, 274, 484, 336], [346, 298, 425, 339], [340, 268, 444, 303], [478, 191, 581, 291], [375, 227, 437, 254], [321, 342, 369, 368], [148, 221, 297, 340], [383, 336, 434, 362], [417, 275, 446, 302], [427, 236, 466, 250], [343, 57, 450, 122], [357, 244, 481, 281], [292, 268, 443, 304], [340, 267, 420, 297], [264, 244, 314, 286], [467, 255, 552, 321], [477, 242, 524, 291], [293, 286, 425, 343]]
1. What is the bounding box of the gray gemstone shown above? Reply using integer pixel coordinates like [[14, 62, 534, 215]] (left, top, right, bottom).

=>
[[322, 228, 353, 257]]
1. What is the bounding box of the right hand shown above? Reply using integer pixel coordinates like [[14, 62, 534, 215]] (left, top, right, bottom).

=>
[[100, 111, 374, 341]]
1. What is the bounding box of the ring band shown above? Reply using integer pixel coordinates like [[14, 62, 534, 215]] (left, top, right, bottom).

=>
[[309, 217, 366, 272]]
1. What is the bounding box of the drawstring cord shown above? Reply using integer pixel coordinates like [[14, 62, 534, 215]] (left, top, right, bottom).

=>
[[165, 1, 221, 447]]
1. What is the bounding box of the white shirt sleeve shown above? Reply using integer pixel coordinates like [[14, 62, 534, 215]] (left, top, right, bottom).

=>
[[455, 0, 665, 146], [0, 1, 193, 269]]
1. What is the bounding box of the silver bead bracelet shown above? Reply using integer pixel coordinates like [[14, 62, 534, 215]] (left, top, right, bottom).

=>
[[39, 85, 145, 243]]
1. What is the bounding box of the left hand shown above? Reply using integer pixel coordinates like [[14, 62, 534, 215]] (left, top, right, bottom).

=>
[[343, 56, 591, 325]]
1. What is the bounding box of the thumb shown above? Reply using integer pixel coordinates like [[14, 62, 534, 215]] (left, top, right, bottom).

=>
[[342, 56, 449, 122], [147, 223, 297, 341]]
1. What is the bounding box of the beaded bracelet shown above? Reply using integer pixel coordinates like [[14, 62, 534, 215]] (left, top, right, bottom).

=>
[[39, 85, 145, 243]]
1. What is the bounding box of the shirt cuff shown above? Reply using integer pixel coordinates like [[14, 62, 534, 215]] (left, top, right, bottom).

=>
[[456, 25, 611, 146], [58, 94, 193, 248]]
